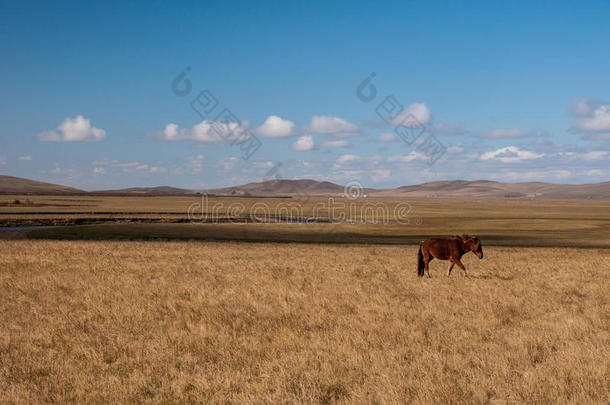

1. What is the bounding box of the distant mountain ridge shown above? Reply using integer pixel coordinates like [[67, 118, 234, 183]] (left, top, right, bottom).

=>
[[1, 175, 609, 199]]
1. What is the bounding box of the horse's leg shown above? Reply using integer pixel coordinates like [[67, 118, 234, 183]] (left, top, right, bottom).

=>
[[453, 257, 468, 277], [447, 261, 455, 276], [424, 253, 432, 278]]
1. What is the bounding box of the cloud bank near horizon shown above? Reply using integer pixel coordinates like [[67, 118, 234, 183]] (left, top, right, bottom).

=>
[[5, 97, 607, 189]]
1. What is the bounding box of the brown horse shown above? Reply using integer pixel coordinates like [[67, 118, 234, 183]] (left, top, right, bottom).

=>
[[417, 234, 484, 277]]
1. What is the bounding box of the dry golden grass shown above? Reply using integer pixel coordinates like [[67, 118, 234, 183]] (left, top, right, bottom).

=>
[[0, 240, 608, 403]]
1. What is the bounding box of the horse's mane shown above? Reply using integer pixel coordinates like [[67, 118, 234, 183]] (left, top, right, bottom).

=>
[[453, 234, 473, 241]]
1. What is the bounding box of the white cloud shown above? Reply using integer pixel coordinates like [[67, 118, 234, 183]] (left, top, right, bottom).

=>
[[480, 146, 544, 163], [157, 120, 250, 142], [555, 170, 572, 179], [37, 115, 106, 142], [580, 151, 608, 161], [559, 151, 608, 161], [0, 157, 6, 165], [336, 154, 361, 163], [587, 169, 604, 176], [392, 103, 431, 126], [446, 145, 464, 153], [307, 116, 358, 135], [388, 151, 427, 163], [252, 161, 274, 169], [256, 115, 295, 137], [569, 96, 603, 117], [570, 97, 610, 137], [331, 155, 382, 173], [92, 160, 161, 173], [477, 128, 529, 139], [321, 140, 350, 148], [19, 156, 32, 161], [572, 104, 610, 132], [292, 135, 314, 151], [378, 132, 396, 142], [98, 161, 167, 174]]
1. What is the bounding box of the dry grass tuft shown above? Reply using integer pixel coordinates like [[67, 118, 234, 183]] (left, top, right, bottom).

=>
[[0, 241, 608, 403]]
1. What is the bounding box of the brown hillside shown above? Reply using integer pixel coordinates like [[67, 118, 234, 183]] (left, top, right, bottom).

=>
[[0, 175, 84, 195]]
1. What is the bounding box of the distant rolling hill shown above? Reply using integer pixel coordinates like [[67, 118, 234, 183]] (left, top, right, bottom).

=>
[[1, 175, 609, 199], [0, 175, 84, 195], [204, 179, 375, 196], [91, 186, 196, 195], [374, 180, 610, 199], [205, 179, 610, 199]]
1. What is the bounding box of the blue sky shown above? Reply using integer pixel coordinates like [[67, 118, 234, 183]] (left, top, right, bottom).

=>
[[1, 0, 609, 190]]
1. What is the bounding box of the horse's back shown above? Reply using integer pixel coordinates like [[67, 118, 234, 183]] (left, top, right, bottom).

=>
[[422, 237, 456, 248], [421, 237, 459, 260]]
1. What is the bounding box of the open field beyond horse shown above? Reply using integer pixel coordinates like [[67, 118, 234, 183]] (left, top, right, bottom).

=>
[[0, 240, 608, 403], [2, 195, 610, 248]]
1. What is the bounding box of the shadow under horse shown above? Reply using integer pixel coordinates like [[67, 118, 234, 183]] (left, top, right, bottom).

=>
[[417, 234, 484, 277]]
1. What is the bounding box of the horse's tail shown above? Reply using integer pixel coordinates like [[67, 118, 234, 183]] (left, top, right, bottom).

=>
[[417, 244, 425, 277]]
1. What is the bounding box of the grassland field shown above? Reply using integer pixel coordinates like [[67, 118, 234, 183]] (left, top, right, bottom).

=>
[[1, 195, 609, 248], [0, 195, 608, 403]]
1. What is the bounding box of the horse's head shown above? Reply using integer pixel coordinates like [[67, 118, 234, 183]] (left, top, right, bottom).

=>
[[457, 235, 484, 259], [470, 237, 484, 259]]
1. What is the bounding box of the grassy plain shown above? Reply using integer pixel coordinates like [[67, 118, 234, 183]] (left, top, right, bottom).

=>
[[0, 241, 608, 403], [1, 195, 610, 248], [1, 195, 608, 402]]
